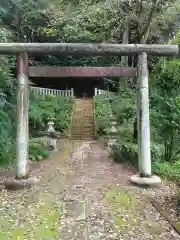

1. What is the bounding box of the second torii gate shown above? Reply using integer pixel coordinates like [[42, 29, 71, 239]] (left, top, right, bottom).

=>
[[0, 43, 178, 188]]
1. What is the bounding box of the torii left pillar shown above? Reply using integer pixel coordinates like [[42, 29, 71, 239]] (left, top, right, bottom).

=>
[[5, 52, 38, 190], [130, 52, 161, 187], [16, 52, 29, 179]]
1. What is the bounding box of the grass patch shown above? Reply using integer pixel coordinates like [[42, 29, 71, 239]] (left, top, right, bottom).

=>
[[104, 186, 137, 228], [105, 186, 135, 210], [0, 193, 63, 239]]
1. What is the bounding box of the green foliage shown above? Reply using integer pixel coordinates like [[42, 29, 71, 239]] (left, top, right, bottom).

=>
[[0, 32, 16, 165], [94, 95, 112, 136], [111, 86, 136, 124], [29, 139, 50, 161], [0, 108, 15, 165], [39, 1, 118, 42], [112, 140, 162, 166], [29, 94, 73, 134], [153, 160, 180, 181], [118, 125, 134, 142], [150, 58, 180, 162]]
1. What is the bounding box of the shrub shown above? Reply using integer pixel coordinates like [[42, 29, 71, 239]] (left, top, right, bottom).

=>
[[118, 124, 134, 142], [94, 95, 112, 136], [29, 94, 74, 134], [111, 98, 136, 124], [150, 59, 180, 162], [153, 160, 180, 181], [110, 86, 136, 124], [0, 54, 16, 166], [0, 109, 15, 165], [29, 139, 50, 161], [111, 141, 162, 166]]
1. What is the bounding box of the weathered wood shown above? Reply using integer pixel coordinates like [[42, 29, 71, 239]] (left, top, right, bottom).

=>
[[28, 66, 137, 78], [0, 43, 178, 56], [137, 52, 151, 177], [16, 52, 29, 179]]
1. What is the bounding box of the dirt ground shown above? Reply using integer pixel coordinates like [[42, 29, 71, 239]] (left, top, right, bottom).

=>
[[0, 140, 179, 240]]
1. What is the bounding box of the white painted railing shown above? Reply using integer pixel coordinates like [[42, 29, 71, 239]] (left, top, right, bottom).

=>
[[30, 86, 74, 97], [94, 88, 110, 96]]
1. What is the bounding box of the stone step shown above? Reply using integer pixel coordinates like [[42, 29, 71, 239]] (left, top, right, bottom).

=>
[[73, 115, 93, 117], [71, 130, 94, 133], [71, 130, 94, 134], [71, 99, 94, 140], [73, 114, 93, 116], [71, 128, 94, 132], [71, 123, 94, 126], [73, 116, 93, 119], [71, 137, 95, 140], [71, 132, 94, 135], [71, 125, 94, 129], [77, 108, 93, 109], [72, 135, 94, 138], [72, 122, 93, 124]]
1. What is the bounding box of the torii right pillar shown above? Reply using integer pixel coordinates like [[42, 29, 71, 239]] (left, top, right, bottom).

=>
[[130, 52, 161, 186]]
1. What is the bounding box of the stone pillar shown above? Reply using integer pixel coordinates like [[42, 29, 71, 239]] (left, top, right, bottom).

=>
[[16, 52, 29, 179], [137, 52, 151, 177], [4, 52, 39, 190], [130, 52, 161, 186]]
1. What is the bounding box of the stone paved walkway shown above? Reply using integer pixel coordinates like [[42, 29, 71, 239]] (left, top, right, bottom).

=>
[[0, 140, 179, 240]]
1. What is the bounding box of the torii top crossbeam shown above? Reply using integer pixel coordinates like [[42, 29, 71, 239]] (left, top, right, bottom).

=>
[[0, 43, 178, 56]]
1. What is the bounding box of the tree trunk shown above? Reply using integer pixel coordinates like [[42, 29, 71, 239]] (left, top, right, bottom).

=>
[[121, 21, 129, 66]]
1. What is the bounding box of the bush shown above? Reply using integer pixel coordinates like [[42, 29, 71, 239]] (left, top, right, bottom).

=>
[[153, 160, 180, 181], [0, 54, 16, 166], [29, 139, 50, 161], [111, 141, 162, 166], [111, 86, 136, 124], [94, 95, 112, 136], [111, 97, 136, 124], [29, 94, 74, 134], [0, 109, 15, 165], [118, 124, 134, 142], [150, 59, 180, 162]]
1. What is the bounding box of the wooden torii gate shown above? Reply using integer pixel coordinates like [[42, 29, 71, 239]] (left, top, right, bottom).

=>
[[0, 43, 178, 188]]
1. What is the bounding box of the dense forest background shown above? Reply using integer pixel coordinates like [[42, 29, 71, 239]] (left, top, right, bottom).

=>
[[0, 0, 180, 179]]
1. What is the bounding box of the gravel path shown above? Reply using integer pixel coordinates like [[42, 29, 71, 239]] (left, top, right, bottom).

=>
[[0, 140, 179, 239]]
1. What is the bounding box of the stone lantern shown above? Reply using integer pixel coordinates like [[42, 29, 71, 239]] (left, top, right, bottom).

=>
[[47, 119, 57, 151]]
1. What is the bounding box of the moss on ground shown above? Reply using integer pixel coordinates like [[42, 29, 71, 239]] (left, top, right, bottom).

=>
[[105, 185, 166, 238], [0, 193, 63, 240], [0, 140, 73, 240], [105, 186, 137, 229]]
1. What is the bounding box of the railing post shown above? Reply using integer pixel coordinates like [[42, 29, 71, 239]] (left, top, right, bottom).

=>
[[16, 52, 29, 179], [94, 88, 97, 96], [71, 88, 74, 97]]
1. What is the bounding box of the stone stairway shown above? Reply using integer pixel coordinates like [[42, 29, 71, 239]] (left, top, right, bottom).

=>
[[71, 99, 95, 140]]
